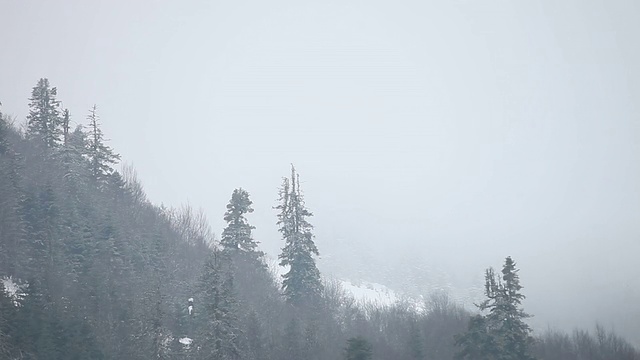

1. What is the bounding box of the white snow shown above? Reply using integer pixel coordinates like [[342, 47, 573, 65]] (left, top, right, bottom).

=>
[[340, 280, 398, 305], [188, 297, 193, 302], [188, 305, 193, 315], [179, 337, 193, 346], [1, 276, 26, 306]]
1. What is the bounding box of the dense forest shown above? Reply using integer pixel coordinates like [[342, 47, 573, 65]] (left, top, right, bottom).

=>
[[0, 79, 638, 359]]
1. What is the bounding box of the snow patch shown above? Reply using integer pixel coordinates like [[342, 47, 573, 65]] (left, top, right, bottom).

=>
[[179, 337, 193, 347], [340, 280, 398, 305], [1, 276, 26, 305]]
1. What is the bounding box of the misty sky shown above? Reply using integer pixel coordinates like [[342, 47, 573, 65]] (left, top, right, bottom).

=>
[[2, 0, 640, 340]]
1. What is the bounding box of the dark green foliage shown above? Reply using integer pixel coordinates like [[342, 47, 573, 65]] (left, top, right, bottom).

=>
[[455, 315, 499, 360], [222, 189, 256, 252], [86, 105, 120, 184], [196, 253, 242, 360], [27, 78, 62, 149], [277, 165, 323, 305], [455, 257, 535, 360], [345, 336, 373, 360], [0, 281, 17, 359], [0, 109, 23, 276]]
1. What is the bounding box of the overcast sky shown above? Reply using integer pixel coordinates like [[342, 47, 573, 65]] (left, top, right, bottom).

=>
[[2, 0, 640, 341]]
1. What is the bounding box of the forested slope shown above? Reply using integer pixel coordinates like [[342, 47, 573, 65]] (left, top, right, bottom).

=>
[[0, 79, 638, 360]]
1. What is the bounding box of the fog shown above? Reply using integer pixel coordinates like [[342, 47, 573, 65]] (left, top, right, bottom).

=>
[[2, 0, 640, 344]]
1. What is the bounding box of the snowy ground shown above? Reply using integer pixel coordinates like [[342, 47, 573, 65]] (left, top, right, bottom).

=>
[[338, 280, 398, 305], [1, 276, 26, 305]]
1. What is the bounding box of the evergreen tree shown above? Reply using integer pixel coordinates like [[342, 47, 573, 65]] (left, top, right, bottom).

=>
[[62, 108, 71, 146], [221, 188, 262, 258], [14, 280, 60, 359], [86, 105, 120, 184], [345, 336, 373, 360], [58, 124, 91, 208], [276, 165, 323, 305], [27, 78, 62, 149], [0, 281, 16, 359], [0, 105, 7, 154], [454, 315, 499, 360], [488, 256, 535, 360], [282, 318, 304, 359], [244, 310, 264, 360], [197, 252, 242, 360], [19, 186, 61, 284], [455, 256, 535, 360]]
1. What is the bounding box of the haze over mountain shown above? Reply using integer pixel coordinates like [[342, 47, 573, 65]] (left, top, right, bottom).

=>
[[2, 0, 640, 346]]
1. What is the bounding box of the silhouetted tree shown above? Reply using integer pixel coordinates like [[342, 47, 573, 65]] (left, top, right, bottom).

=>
[[221, 188, 262, 259], [456, 256, 535, 360], [27, 78, 62, 149], [276, 165, 322, 305], [197, 252, 242, 360], [86, 105, 120, 184]]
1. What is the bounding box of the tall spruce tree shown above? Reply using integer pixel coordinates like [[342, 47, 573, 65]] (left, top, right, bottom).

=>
[[197, 252, 242, 360], [486, 256, 535, 360], [27, 78, 62, 149], [276, 165, 323, 305], [86, 105, 120, 184], [221, 188, 262, 258], [455, 256, 535, 360]]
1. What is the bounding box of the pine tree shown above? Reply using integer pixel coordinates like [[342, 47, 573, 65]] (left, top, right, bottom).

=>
[[276, 165, 323, 305], [487, 256, 535, 360], [455, 256, 535, 360], [86, 105, 120, 184], [27, 78, 62, 149], [197, 252, 242, 360], [59, 124, 91, 201], [344, 337, 373, 360], [454, 315, 498, 360], [19, 186, 61, 283], [221, 188, 262, 258]]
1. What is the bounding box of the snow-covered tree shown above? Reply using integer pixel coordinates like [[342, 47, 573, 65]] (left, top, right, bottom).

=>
[[455, 256, 535, 360], [0, 105, 7, 154], [86, 105, 120, 184], [276, 165, 323, 305], [221, 188, 262, 258], [197, 252, 242, 360], [27, 78, 62, 149]]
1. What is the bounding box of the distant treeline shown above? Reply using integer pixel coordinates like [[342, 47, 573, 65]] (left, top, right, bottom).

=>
[[0, 79, 638, 359]]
